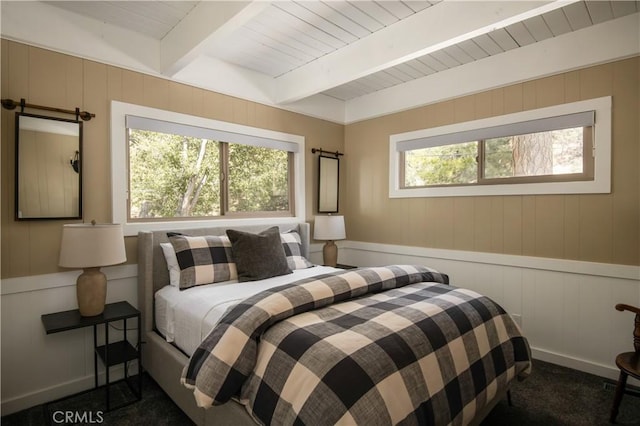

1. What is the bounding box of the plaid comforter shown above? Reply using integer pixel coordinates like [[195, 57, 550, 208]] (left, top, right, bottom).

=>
[[182, 265, 531, 425]]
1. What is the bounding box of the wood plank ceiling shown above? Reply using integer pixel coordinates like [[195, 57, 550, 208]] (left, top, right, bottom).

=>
[[47, 1, 640, 102]]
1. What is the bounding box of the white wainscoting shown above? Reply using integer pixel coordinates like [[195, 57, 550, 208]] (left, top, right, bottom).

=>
[[331, 240, 640, 385], [0, 265, 138, 415], [2, 245, 638, 414]]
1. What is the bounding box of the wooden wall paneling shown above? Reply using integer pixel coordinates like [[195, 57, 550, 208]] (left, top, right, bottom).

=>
[[453, 198, 475, 250], [381, 198, 404, 245], [28, 47, 70, 107], [65, 56, 84, 110], [3, 42, 30, 277], [106, 66, 123, 103], [169, 81, 193, 115], [503, 83, 524, 114], [28, 222, 62, 275], [83, 60, 110, 224], [431, 99, 454, 127], [490, 87, 505, 116], [521, 196, 537, 256], [191, 87, 205, 119], [121, 69, 144, 104], [453, 94, 475, 123], [535, 74, 565, 108], [473, 196, 493, 252], [405, 198, 429, 247], [1, 40, 347, 278], [564, 70, 581, 103], [522, 80, 537, 111], [579, 61, 614, 99], [560, 273, 582, 356], [611, 58, 640, 264], [142, 74, 170, 110], [428, 198, 455, 249], [501, 266, 523, 320], [534, 195, 565, 259], [579, 194, 614, 263], [563, 196, 581, 259], [532, 270, 565, 351], [489, 196, 505, 253], [474, 90, 493, 119], [232, 96, 249, 124], [577, 275, 615, 364]]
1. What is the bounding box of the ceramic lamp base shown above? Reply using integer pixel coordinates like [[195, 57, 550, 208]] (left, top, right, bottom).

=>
[[323, 240, 338, 267], [77, 267, 107, 316]]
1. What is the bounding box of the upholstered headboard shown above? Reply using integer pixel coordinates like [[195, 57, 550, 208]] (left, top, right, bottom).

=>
[[137, 222, 310, 334]]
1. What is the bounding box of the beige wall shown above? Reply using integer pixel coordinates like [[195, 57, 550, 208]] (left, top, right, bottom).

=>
[[1, 40, 344, 278], [344, 57, 639, 266], [2, 40, 637, 279]]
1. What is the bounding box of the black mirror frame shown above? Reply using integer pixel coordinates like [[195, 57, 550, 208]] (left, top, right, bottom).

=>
[[15, 112, 83, 221]]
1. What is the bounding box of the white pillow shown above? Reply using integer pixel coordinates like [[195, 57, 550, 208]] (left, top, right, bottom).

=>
[[160, 243, 180, 287]]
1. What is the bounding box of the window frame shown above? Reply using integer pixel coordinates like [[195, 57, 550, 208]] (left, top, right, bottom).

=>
[[111, 101, 306, 236], [389, 96, 611, 198]]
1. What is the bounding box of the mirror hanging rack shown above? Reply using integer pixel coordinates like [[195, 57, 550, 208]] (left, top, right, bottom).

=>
[[311, 147, 343, 158], [1, 98, 95, 121]]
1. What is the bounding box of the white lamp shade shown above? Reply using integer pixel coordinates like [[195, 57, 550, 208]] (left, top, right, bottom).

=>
[[59, 223, 126, 268], [314, 215, 346, 241]]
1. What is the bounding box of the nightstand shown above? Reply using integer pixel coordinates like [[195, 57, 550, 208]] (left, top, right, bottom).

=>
[[335, 264, 358, 269], [41, 301, 142, 411]]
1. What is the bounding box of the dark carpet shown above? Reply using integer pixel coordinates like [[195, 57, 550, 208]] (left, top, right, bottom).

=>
[[2, 360, 639, 425]]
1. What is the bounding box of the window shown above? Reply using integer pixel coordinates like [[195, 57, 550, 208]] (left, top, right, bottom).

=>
[[111, 102, 305, 235], [390, 97, 611, 197]]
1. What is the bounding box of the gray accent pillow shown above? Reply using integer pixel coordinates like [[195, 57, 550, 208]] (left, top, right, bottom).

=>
[[226, 226, 292, 282]]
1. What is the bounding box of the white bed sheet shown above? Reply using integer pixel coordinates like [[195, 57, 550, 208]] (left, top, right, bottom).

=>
[[155, 266, 340, 356]]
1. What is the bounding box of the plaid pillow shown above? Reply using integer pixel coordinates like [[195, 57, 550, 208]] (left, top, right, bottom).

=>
[[168, 234, 237, 290], [280, 231, 314, 270]]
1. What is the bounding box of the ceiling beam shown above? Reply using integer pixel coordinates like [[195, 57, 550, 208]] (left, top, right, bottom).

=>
[[344, 12, 640, 123], [160, 1, 271, 77], [274, 0, 577, 104]]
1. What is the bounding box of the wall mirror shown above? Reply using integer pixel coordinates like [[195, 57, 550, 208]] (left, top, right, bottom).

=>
[[318, 155, 339, 213], [15, 113, 82, 220]]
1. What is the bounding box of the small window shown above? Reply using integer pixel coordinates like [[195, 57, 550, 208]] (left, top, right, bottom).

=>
[[111, 101, 306, 235], [402, 126, 593, 188], [390, 97, 611, 197]]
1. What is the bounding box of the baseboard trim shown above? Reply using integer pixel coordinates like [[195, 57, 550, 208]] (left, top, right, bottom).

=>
[[1, 364, 136, 416]]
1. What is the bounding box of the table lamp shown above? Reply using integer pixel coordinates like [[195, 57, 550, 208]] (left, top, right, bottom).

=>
[[59, 222, 126, 316], [314, 215, 346, 267]]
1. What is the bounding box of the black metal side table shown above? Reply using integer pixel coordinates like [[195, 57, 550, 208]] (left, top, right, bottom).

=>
[[41, 301, 142, 411]]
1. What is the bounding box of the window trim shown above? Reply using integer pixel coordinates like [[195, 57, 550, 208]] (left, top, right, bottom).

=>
[[389, 96, 611, 198], [111, 101, 306, 236]]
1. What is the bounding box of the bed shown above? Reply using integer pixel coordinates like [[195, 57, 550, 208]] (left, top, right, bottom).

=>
[[138, 222, 531, 425]]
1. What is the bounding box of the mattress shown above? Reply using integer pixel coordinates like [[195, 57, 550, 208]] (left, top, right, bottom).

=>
[[155, 266, 339, 356]]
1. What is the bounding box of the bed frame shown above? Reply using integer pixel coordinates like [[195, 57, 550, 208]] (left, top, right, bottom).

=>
[[138, 222, 309, 425], [137, 221, 508, 425]]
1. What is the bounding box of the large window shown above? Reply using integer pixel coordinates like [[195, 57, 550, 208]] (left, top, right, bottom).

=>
[[111, 102, 305, 235], [390, 97, 611, 197]]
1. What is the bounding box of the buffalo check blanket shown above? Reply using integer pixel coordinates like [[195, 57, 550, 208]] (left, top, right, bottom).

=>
[[181, 265, 531, 425]]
